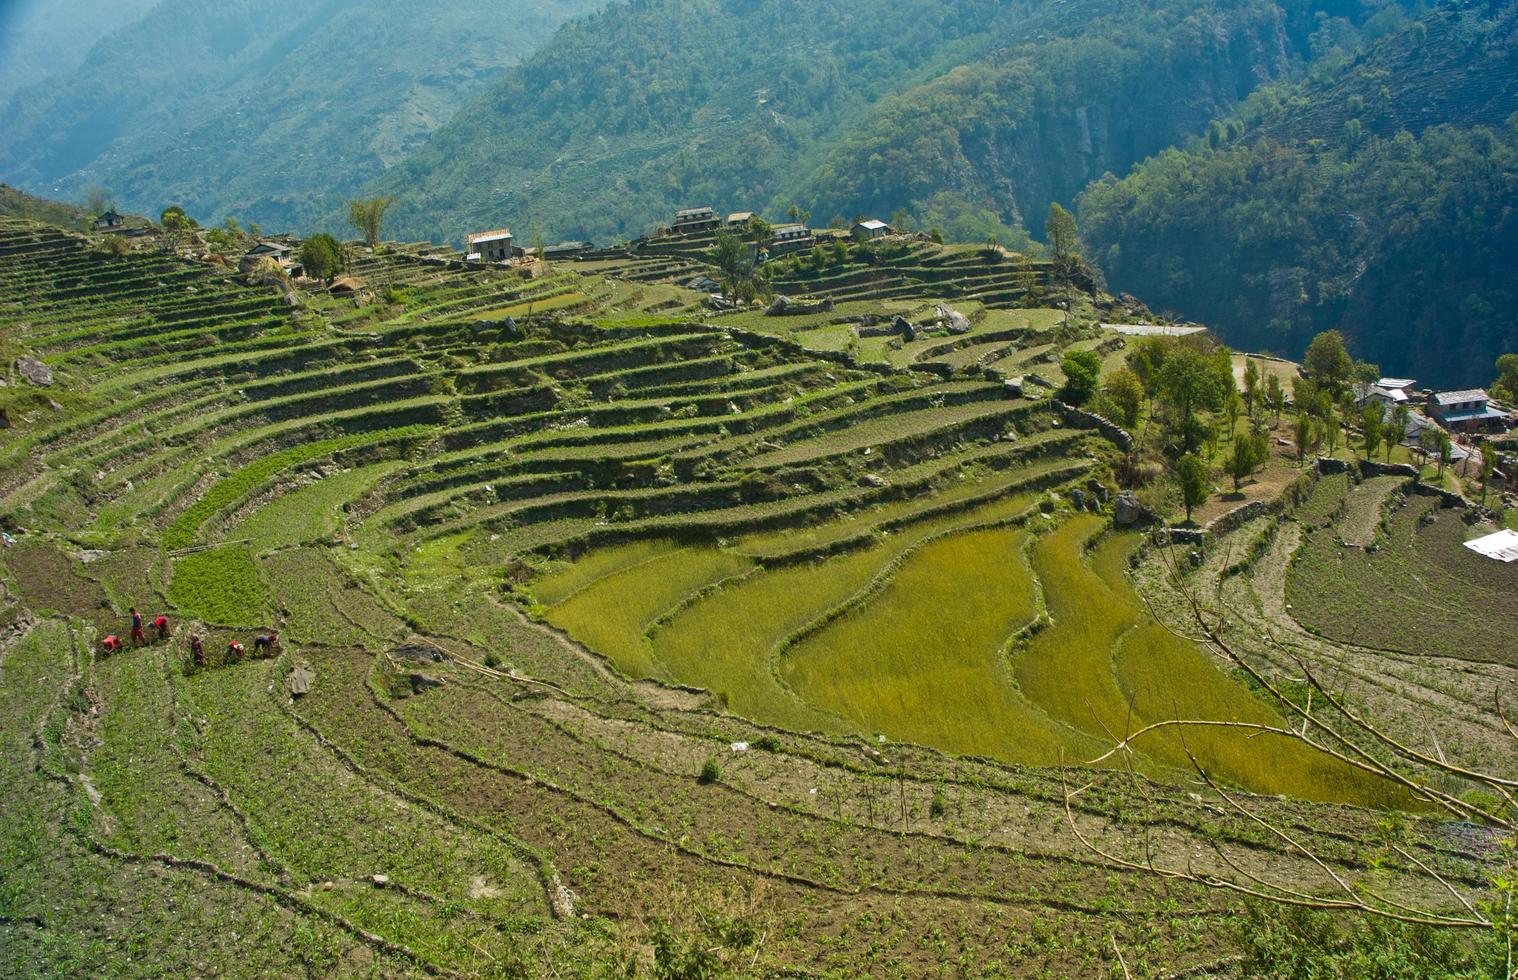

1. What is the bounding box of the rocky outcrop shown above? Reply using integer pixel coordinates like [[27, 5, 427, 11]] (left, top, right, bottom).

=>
[[15, 357, 51, 387]]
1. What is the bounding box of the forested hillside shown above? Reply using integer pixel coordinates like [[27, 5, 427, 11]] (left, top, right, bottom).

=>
[[0, 0, 158, 103], [1080, 2, 1518, 387], [370, 0, 1398, 245], [0, 0, 604, 231]]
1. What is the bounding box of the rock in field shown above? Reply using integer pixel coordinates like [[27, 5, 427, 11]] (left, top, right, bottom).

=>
[[16, 357, 52, 387]]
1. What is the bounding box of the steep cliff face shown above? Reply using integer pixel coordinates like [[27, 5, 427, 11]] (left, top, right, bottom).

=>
[[368, 0, 1387, 244]]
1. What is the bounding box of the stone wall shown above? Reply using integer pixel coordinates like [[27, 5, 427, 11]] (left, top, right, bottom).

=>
[[1051, 399, 1133, 451]]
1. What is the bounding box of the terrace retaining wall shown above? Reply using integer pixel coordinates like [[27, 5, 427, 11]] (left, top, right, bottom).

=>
[[1051, 399, 1132, 452]]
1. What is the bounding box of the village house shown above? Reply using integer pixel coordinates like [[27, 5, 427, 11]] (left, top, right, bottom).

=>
[[1428, 389, 1510, 433], [726, 211, 756, 227], [94, 209, 125, 231], [239, 239, 302, 277], [673, 207, 720, 234], [467, 229, 513, 262], [852, 218, 889, 242], [769, 223, 814, 255], [1354, 382, 1408, 410]]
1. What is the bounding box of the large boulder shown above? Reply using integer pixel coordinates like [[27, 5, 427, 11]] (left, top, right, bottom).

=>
[[891, 315, 916, 341], [16, 357, 51, 387], [1113, 492, 1152, 528], [935, 303, 971, 334]]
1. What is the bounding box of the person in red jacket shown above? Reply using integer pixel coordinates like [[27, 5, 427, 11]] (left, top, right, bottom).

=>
[[101, 635, 123, 655], [129, 607, 146, 646], [153, 615, 170, 641], [226, 639, 245, 662]]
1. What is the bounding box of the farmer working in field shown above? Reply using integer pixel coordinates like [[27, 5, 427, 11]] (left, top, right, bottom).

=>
[[153, 615, 170, 640], [129, 607, 145, 646], [226, 639, 245, 662], [190, 635, 205, 668], [253, 632, 279, 656], [101, 635, 123, 655]]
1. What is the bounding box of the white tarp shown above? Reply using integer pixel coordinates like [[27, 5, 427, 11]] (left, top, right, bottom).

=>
[[1102, 323, 1207, 337], [1464, 528, 1518, 563]]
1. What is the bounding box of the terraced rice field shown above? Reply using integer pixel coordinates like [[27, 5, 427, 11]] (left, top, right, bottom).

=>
[[0, 218, 1497, 974]]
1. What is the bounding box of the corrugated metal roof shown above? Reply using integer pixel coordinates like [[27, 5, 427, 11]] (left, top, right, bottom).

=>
[[1464, 529, 1518, 563], [1434, 389, 1488, 405]]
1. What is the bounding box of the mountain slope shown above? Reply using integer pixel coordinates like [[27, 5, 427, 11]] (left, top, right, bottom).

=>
[[0, 0, 159, 104], [0, 0, 604, 230], [368, 0, 1390, 244], [1079, 2, 1518, 387]]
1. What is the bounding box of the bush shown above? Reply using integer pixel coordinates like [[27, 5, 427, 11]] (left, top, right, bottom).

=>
[[483, 651, 501, 669], [698, 756, 721, 785], [929, 788, 947, 818]]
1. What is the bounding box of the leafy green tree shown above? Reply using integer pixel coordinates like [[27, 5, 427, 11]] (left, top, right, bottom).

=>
[[1058, 350, 1101, 405], [1303, 330, 1354, 395], [1493, 353, 1518, 402], [1044, 202, 1080, 319], [1242, 358, 1260, 416], [1265, 372, 1285, 424], [1479, 442, 1497, 505], [347, 196, 394, 249], [1101, 367, 1143, 428], [1176, 453, 1208, 522], [1224, 434, 1259, 491], [1359, 404, 1383, 461], [299, 233, 346, 283], [1293, 413, 1313, 465], [1154, 345, 1228, 455], [160, 206, 197, 232], [709, 230, 756, 300], [1436, 429, 1453, 477], [1384, 404, 1410, 462]]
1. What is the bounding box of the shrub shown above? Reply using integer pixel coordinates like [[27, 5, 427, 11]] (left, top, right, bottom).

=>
[[930, 788, 947, 818], [698, 756, 721, 785], [483, 651, 501, 669]]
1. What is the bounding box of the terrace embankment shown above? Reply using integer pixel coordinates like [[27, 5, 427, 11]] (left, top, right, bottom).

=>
[[0, 217, 1501, 974]]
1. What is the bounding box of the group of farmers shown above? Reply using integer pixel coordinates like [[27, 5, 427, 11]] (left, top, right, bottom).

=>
[[101, 607, 279, 668]]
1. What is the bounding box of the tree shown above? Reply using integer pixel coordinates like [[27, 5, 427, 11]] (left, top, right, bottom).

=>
[[1101, 367, 1143, 428], [1176, 454, 1208, 522], [1242, 359, 1261, 417], [1436, 429, 1453, 477], [1293, 413, 1313, 466], [1154, 346, 1228, 455], [1044, 202, 1080, 320], [298, 233, 345, 283], [83, 186, 113, 216], [786, 204, 811, 225], [1360, 404, 1383, 461], [1303, 330, 1354, 394], [710, 230, 755, 301], [1385, 404, 1410, 462], [347, 196, 394, 249], [1224, 435, 1259, 491], [1265, 373, 1285, 425], [160, 206, 197, 232], [1479, 442, 1497, 505], [1493, 353, 1518, 402], [1058, 350, 1101, 405]]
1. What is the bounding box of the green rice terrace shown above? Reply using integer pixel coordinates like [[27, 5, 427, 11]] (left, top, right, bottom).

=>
[[0, 218, 1511, 976]]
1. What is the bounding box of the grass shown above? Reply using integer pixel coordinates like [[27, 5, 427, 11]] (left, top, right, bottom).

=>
[[784, 526, 1087, 763], [545, 548, 754, 678], [169, 544, 271, 627], [231, 460, 404, 552]]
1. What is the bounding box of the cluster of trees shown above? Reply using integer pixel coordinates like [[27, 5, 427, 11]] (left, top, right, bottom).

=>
[[1081, 93, 1518, 388]]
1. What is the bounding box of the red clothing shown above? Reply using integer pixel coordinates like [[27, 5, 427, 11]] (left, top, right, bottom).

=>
[[130, 626, 146, 643], [131, 611, 142, 629], [153, 616, 168, 630], [102, 635, 121, 652]]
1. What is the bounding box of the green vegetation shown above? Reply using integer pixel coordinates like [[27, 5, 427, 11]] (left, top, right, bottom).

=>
[[1081, 4, 1518, 386], [169, 545, 269, 626], [370, 0, 1365, 245], [0, 211, 1505, 975], [0, 0, 604, 231]]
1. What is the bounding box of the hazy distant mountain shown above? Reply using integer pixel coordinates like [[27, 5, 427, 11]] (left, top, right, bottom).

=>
[[0, 0, 604, 230], [365, 0, 1396, 245], [0, 0, 159, 103], [1080, 2, 1518, 386]]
